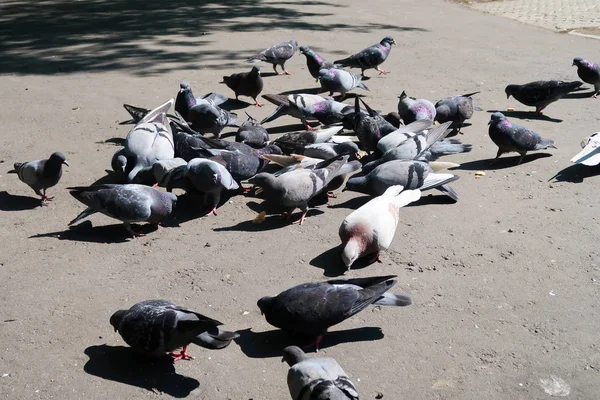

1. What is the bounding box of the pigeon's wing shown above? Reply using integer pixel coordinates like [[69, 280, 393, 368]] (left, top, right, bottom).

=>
[[69, 184, 153, 222], [335, 44, 383, 69], [16, 160, 44, 190], [119, 300, 177, 353], [508, 126, 549, 150], [123, 104, 150, 123], [288, 358, 359, 400], [264, 41, 296, 61]]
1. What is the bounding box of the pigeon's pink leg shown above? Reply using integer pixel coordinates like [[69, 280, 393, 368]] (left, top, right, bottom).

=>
[[305, 123, 317, 131], [369, 251, 382, 264], [151, 182, 159, 188], [41, 189, 54, 202], [209, 206, 218, 216], [593, 94, 598, 99], [292, 209, 309, 225], [170, 345, 194, 361], [303, 335, 324, 352], [327, 192, 337, 199], [281, 208, 295, 220], [254, 98, 264, 107], [242, 186, 254, 194], [376, 67, 390, 75], [125, 223, 145, 238]]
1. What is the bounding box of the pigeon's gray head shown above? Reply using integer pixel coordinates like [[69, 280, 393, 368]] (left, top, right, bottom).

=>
[[384, 112, 403, 128], [264, 144, 283, 155], [109, 310, 127, 332], [49, 152, 69, 167], [504, 84, 519, 99], [336, 141, 360, 156], [489, 112, 506, 125], [398, 91, 407, 100], [282, 346, 307, 366], [381, 36, 396, 46], [180, 82, 191, 91], [251, 65, 261, 74], [247, 172, 274, 189], [572, 57, 583, 66], [290, 40, 299, 49], [299, 45, 309, 54], [257, 296, 274, 315]]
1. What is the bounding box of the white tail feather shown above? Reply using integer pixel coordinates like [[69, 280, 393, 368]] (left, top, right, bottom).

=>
[[429, 161, 459, 172]]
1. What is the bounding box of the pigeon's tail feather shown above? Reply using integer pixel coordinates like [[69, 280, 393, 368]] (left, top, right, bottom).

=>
[[436, 184, 459, 201], [337, 160, 362, 176], [260, 104, 287, 124], [430, 139, 473, 155], [421, 173, 459, 191], [373, 292, 412, 307], [536, 139, 556, 150], [391, 188, 421, 208], [429, 161, 459, 171], [68, 206, 97, 225], [261, 154, 304, 167], [202, 92, 228, 106], [357, 82, 369, 91], [461, 91, 481, 98], [123, 104, 150, 123], [381, 185, 405, 197], [192, 328, 239, 350]]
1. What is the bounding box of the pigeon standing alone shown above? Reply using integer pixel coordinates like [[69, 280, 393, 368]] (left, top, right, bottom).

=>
[[257, 275, 411, 350], [504, 80, 582, 114], [435, 91, 480, 133], [318, 68, 369, 99], [488, 112, 556, 165], [246, 40, 298, 75], [9, 152, 69, 204], [397, 91, 436, 124], [299, 46, 337, 81], [340, 186, 421, 269], [572, 57, 600, 98], [222, 66, 265, 107], [110, 300, 238, 361], [334, 36, 396, 76], [282, 346, 359, 400]]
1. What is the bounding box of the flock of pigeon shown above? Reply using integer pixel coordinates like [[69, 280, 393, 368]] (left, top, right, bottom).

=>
[[8, 36, 600, 398]]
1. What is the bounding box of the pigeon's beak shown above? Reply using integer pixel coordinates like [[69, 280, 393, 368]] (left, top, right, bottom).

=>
[[506, 93, 510, 99], [281, 357, 285, 363], [63, 160, 70, 167], [392, 39, 397, 45], [113, 326, 118, 332], [255, 187, 264, 195], [572, 62, 576, 66], [487, 120, 492, 125]]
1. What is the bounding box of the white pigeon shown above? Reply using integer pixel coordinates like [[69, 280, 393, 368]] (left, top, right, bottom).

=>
[[282, 346, 359, 400], [571, 132, 600, 166], [124, 99, 175, 182], [339, 185, 421, 269], [376, 119, 435, 153]]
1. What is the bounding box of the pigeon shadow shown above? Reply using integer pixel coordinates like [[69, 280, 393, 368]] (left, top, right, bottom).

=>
[[99, 137, 126, 146], [213, 206, 325, 232], [412, 193, 459, 205], [83, 344, 199, 397], [258, 72, 281, 78], [310, 245, 384, 277], [29, 221, 157, 243], [453, 153, 553, 171], [218, 99, 254, 111], [279, 87, 323, 95], [328, 194, 371, 210], [234, 326, 384, 358], [486, 110, 562, 123], [0, 191, 41, 211], [562, 90, 596, 99], [266, 123, 310, 134], [165, 192, 235, 226], [93, 171, 126, 185], [549, 164, 600, 183]]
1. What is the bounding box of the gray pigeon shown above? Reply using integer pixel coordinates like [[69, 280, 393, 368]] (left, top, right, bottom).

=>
[[177, 158, 239, 215], [488, 112, 556, 164], [273, 125, 343, 155], [362, 122, 452, 173], [376, 120, 435, 153], [283, 346, 359, 400], [248, 155, 349, 224], [353, 97, 398, 153], [345, 160, 460, 201], [334, 36, 396, 77], [505, 80, 582, 114], [572, 57, 600, 98], [9, 152, 69, 204], [397, 91, 436, 124], [301, 100, 356, 129], [235, 113, 269, 148], [130, 158, 188, 187], [68, 184, 177, 237], [261, 93, 330, 127], [299, 46, 337, 81], [175, 81, 228, 122], [110, 299, 238, 361], [435, 91, 479, 133], [247, 40, 298, 75], [177, 85, 238, 137], [257, 275, 411, 350], [223, 66, 265, 107], [318, 68, 369, 99], [303, 141, 360, 160]]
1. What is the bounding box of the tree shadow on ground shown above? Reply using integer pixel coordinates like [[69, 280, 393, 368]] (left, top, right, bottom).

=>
[[0, 0, 426, 76]]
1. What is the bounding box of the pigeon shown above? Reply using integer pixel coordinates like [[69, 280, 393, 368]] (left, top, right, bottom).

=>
[[122, 104, 150, 125], [571, 132, 600, 166], [131, 158, 187, 188], [572, 58, 600, 98], [246, 40, 298, 75], [110, 299, 238, 361], [301, 100, 355, 129], [505, 80, 582, 114], [8, 152, 69, 204], [273, 125, 343, 154], [362, 122, 452, 173], [334, 36, 396, 77], [384, 112, 403, 128], [223, 66, 265, 107], [235, 113, 269, 148], [175, 81, 228, 121], [248, 155, 349, 224], [173, 158, 239, 215], [68, 184, 177, 237], [345, 160, 460, 201], [397, 91, 436, 124], [376, 120, 435, 153], [257, 275, 411, 349], [261, 93, 330, 126], [299, 46, 337, 81], [353, 97, 398, 153], [435, 91, 480, 133], [318, 68, 369, 99], [176, 85, 238, 137], [340, 186, 420, 269], [123, 99, 175, 182], [303, 142, 360, 160], [282, 346, 359, 400], [488, 112, 557, 164]]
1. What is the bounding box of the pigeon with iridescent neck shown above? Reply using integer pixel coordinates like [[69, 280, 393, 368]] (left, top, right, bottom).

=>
[[572, 57, 600, 98], [397, 91, 436, 124], [299, 46, 337, 81], [246, 40, 298, 75], [505, 80, 582, 114], [9, 152, 69, 204], [334, 36, 396, 77], [318, 68, 369, 99]]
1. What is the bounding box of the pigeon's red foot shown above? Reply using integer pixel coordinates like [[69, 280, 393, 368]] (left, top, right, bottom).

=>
[[369, 252, 382, 264], [593, 94, 598, 99], [303, 335, 324, 352], [292, 211, 308, 225], [170, 346, 194, 361], [242, 186, 254, 194], [305, 124, 317, 131], [377, 69, 390, 75], [327, 192, 337, 199], [255, 101, 264, 107], [209, 207, 218, 216], [42, 195, 54, 202]]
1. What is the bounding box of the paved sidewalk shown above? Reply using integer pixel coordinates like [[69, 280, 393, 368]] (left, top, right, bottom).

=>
[[470, 0, 599, 32]]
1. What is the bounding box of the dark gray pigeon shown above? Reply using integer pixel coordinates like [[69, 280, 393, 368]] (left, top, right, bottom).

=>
[[301, 100, 354, 129], [488, 112, 556, 164], [303, 141, 360, 160], [247, 40, 298, 75], [175, 81, 228, 121], [397, 91, 436, 124], [353, 97, 397, 153], [435, 91, 480, 133], [318, 68, 369, 99], [505, 80, 582, 114], [223, 66, 264, 107], [384, 112, 403, 128], [273, 125, 343, 154], [572, 57, 600, 98], [334, 36, 396, 77], [376, 119, 435, 153], [261, 93, 330, 127], [235, 113, 269, 148], [9, 152, 69, 204], [248, 155, 349, 224], [345, 160, 460, 201], [299, 46, 337, 81], [283, 346, 359, 400], [176, 86, 237, 137], [68, 184, 177, 237], [110, 299, 238, 361], [257, 275, 411, 350]]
